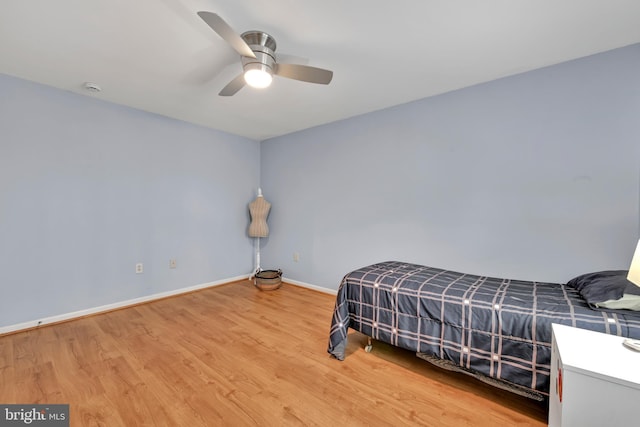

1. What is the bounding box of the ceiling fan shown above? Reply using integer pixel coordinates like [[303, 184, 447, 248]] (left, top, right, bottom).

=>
[[197, 11, 334, 96]]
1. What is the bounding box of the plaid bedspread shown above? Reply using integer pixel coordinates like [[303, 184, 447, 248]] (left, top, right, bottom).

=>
[[327, 261, 640, 395]]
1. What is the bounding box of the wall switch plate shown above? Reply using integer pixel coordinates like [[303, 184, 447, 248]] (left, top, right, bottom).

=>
[[293, 252, 300, 262], [135, 263, 143, 274], [169, 259, 177, 269]]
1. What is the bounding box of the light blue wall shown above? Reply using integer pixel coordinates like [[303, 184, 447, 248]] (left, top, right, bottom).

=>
[[261, 44, 640, 290], [2, 44, 640, 325], [0, 74, 260, 327]]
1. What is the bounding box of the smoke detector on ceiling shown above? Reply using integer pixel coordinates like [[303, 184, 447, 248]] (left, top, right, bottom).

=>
[[83, 82, 101, 93]]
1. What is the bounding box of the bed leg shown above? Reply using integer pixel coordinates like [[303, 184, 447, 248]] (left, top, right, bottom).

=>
[[365, 336, 373, 353]]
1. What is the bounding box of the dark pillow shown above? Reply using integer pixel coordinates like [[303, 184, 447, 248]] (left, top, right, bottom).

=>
[[567, 270, 640, 306]]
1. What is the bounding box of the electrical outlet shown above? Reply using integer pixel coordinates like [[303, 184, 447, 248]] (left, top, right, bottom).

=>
[[135, 263, 143, 274], [293, 252, 300, 262], [169, 259, 177, 269]]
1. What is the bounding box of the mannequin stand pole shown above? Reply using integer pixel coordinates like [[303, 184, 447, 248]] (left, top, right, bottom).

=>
[[250, 237, 261, 281]]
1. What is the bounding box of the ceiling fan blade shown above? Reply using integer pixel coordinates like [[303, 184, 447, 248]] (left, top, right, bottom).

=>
[[275, 63, 333, 85], [277, 53, 309, 66], [219, 74, 246, 96], [197, 11, 256, 59]]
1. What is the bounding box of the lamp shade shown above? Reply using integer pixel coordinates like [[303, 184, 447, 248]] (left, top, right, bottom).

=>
[[627, 239, 640, 287]]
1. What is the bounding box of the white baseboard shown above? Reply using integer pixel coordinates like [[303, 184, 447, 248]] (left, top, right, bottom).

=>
[[284, 277, 337, 295], [0, 274, 250, 336]]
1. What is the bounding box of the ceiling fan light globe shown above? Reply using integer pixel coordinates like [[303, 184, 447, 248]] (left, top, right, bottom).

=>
[[244, 69, 273, 89]]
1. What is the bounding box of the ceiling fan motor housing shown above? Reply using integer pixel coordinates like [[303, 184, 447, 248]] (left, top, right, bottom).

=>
[[241, 31, 277, 75]]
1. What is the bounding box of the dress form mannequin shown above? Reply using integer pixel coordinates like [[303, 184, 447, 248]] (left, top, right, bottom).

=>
[[248, 188, 271, 277], [248, 189, 271, 238]]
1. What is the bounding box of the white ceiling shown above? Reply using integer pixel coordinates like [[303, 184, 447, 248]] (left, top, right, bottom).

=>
[[1, 1, 639, 141]]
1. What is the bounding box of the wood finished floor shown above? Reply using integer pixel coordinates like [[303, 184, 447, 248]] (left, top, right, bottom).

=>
[[0, 281, 548, 426]]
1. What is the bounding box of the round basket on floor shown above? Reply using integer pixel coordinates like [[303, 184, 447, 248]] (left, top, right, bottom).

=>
[[254, 269, 282, 291]]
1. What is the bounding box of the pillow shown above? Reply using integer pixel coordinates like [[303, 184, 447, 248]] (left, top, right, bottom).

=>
[[597, 294, 640, 311], [567, 270, 640, 311]]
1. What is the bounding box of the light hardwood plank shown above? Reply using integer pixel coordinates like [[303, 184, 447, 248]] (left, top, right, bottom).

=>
[[0, 281, 547, 426]]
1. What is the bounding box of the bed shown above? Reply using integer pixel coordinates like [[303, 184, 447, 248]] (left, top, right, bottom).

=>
[[327, 261, 640, 399]]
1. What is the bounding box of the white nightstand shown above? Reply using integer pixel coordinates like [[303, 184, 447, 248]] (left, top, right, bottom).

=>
[[549, 323, 640, 427]]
